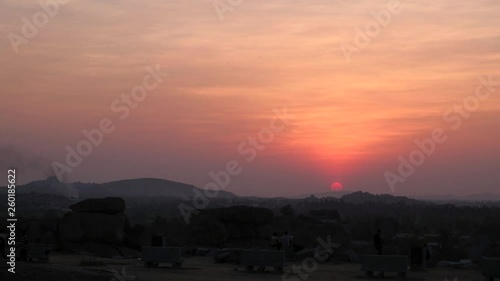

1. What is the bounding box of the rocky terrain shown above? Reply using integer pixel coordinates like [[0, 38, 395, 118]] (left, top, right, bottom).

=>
[[2, 178, 500, 280]]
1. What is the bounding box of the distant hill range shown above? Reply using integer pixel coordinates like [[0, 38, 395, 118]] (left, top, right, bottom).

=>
[[291, 190, 353, 199], [414, 193, 500, 202], [0, 176, 236, 199], [2, 177, 498, 203], [294, 190, 500, 204], [292, 191, 419, 204], [340, 191, 420, 204]]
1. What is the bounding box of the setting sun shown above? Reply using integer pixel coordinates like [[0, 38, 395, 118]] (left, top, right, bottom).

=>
[[330, 182, 344, 192]]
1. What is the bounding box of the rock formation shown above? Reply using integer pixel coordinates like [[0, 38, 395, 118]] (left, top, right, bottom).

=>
[[58, 197, 127, 244]]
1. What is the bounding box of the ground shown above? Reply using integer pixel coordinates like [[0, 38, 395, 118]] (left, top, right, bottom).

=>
[[0, 253, 485, 281]]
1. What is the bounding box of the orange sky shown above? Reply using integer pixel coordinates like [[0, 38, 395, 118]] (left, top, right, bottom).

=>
[[1, 0, 499, 196]]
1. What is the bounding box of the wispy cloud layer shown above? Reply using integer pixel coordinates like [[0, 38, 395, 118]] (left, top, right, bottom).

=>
[[1, 0, 499, 196]]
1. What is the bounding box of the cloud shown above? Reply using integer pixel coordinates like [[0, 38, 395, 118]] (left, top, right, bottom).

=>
[[1, 0, 499, 195]]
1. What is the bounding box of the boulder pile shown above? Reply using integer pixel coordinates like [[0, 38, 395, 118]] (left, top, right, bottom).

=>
[[58, 197, 127, 244]]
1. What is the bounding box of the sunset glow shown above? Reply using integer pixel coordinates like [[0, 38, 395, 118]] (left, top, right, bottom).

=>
[[330, 182, 344, 192], [1, 0, 500, 197]]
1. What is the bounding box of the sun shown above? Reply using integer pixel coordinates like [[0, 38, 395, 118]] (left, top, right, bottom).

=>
[[330, 182, 344, 192]]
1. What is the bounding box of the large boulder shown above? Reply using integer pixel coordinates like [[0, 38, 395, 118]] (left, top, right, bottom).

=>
[[69, 197, 125, 214], [81, 213, 126, 243], [272, 218, 305, 242], [58, 213, 84, 242], [126, 224, 150, 249], [256, 224, 272, 239], [226, 223, 256, 239], [166, 218, 192, 246], [199, 208, 225, 220], [255, 208, 274, 225], [191, 216, 227, 245], [151, 217, 168, 235], [58, 213, 126, 243]]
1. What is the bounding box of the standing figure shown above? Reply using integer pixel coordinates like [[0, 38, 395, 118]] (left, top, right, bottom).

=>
[[281, 231, 292, 252]]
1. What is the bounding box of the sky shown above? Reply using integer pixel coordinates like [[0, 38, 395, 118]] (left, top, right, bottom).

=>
[[1, 0, 499, 197]]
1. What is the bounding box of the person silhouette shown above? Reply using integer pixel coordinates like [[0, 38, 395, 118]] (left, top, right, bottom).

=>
[[281, 231, 292, 251]]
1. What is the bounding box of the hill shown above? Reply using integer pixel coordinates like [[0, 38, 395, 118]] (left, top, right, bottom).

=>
[[340, 191, 419, 204], [291, 190, 354, 199], [0, 176, 236, 199], [415, 193, 500, 203]]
